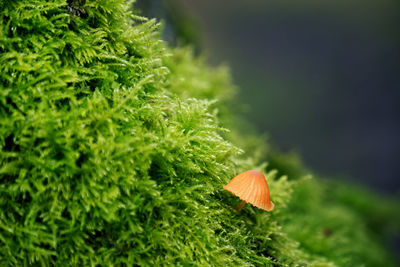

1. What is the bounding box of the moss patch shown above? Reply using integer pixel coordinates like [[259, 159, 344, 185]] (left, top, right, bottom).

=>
[[0, 1, 398, 266]]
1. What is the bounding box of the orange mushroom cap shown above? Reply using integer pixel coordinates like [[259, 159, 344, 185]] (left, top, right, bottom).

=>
[[223, 170, 274, 211]]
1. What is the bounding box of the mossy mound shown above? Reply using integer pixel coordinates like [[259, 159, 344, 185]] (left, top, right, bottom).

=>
[[0, 1, 398, 266]]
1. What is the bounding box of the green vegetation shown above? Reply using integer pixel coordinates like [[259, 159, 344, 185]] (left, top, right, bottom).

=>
[[0, 0, 398, 266]]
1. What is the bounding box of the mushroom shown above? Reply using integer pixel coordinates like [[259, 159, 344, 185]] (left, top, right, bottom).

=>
[[223, 170, 274, 211]]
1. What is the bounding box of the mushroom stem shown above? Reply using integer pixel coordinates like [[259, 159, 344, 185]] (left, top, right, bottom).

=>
[[234, 200, 246, 211]]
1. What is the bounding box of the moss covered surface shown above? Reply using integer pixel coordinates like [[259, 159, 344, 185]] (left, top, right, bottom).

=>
[[0, 0, 399, 266]]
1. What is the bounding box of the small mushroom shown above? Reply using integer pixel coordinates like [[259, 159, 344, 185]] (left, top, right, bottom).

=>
[[223, 170, 274, 211]]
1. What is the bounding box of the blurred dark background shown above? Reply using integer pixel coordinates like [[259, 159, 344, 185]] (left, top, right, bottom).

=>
[[136, 0, 400, 194]]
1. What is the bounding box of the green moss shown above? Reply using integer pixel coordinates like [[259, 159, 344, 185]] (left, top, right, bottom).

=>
[[0, 0, 398, 266]]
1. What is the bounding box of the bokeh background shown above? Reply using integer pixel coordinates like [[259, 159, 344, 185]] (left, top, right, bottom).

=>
[[136, 0, 400, 195]]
